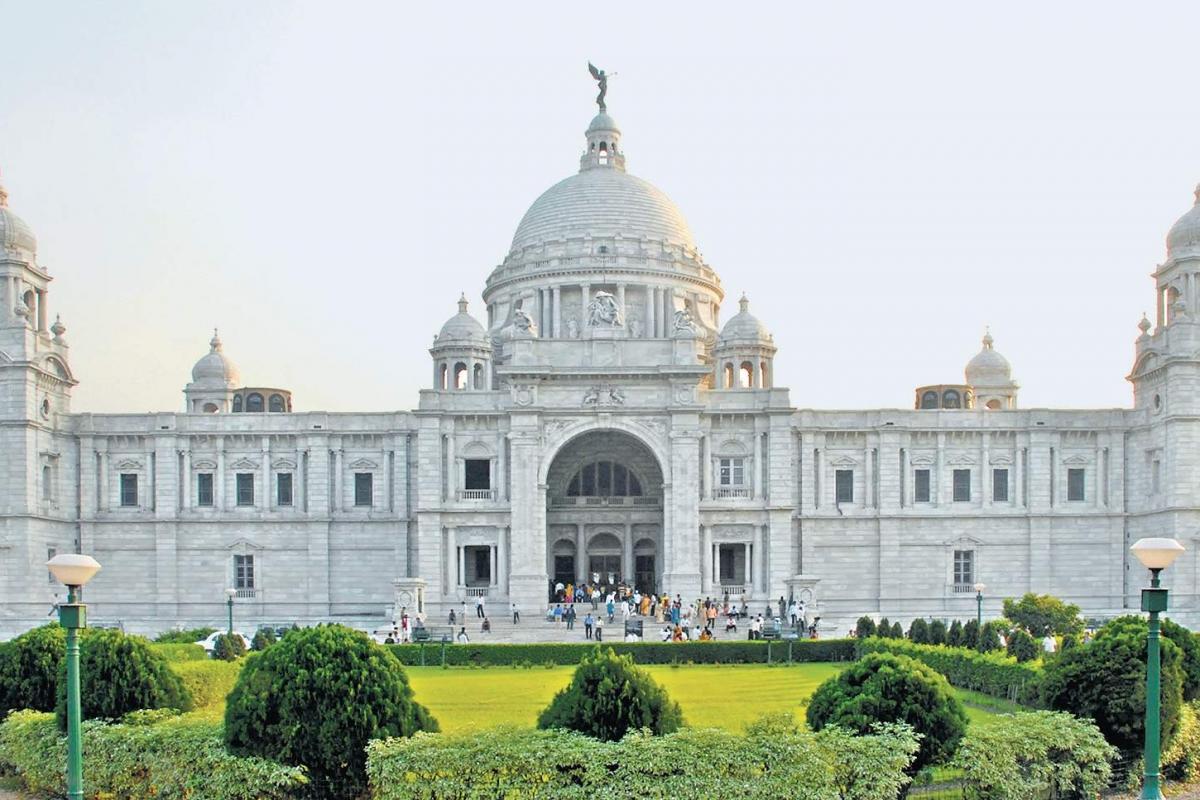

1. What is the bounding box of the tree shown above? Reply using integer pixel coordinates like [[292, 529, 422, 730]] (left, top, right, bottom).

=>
[[1041, 615, 1184, 760], [251, 628, 277, 652], [538, 647, 682, 742], [891, 622, 904, 638], [961, 619, 980, 650], [855, 616, 877, 639], [947, 620, 963, 648], [806, 652, 968, 774], [213, 632, 247, 661], [978, 621, 1005, 653], [0, 624, 64, 718], [153, 627, 216, 644], [225, 624, 437, 800], [1002, 593, 1084, 638], [929, 619, 948, 646], [908, 618, 930, 644], [1161, 619, 1200, 701], [54, 629, 191, 730], [877, 617, 892, 638], [1007, 629, 1039, 663]]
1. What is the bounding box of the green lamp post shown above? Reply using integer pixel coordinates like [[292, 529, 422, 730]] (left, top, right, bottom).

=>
[[225, 587, 237, 636], [974, 582, 985, 630], [47, 553, 103, 800], [1131, 537, 1186, 800]]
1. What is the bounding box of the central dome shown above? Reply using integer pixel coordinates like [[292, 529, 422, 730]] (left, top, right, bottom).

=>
[[510, 169, 697, 253]]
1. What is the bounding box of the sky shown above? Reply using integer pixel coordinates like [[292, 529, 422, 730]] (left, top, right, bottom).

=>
[[1, 1, 1197, 413]]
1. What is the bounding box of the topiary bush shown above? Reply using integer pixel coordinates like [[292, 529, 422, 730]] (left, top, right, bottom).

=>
[[213, 632, 247, 661], [947, 620, 963, 647], [891, 621, 903, 638], [1006, 629, 1039, 663], [250, 628, 276, 652], [857, 637, 1043, 706], [961, 619, 980, 650], [854, 616, 876, 639], [908, 618, 930, 644], [225, 623, 437, 800], [1041, 615, 1184, 761], [806, 651, 968, 774], [54, 628, 191, 730], [929, 619, 947, 646], [979, 620, 1005, 653], [537, 647, 682, 742], [153, 626, 216, 644], [1161, 618, 1200, 701], [0, 624, 64, 718], [877, 617, 892, 638]]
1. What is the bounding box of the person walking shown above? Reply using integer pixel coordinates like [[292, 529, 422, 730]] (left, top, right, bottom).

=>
[[566, 604, 576, 631], [511, 602, 520, 624], [476, 596, 485, 619], [594, 615, 604, 642], [584, 612, 594, 640]]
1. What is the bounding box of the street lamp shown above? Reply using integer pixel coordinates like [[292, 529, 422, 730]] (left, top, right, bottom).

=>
[[974, 582, 986, 630], [47, 553, 102, 800], [225, 588, 237, 636], [1131, 537, 1186, 800]]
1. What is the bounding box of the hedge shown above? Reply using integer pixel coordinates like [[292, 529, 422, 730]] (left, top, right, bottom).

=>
[[0, 710, 307, 800], [387, 638, 856, 666], [366, 721, 919, 800], [151, 642, 209, 662], [857, 637, 1042, 706], [170, 659, 243, 712]]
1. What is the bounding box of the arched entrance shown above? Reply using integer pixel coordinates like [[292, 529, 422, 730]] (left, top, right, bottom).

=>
[[545, 429, 663, 597]]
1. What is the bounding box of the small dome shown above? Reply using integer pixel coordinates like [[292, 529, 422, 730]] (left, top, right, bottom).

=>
[[965, 331, 1012, 385], [434, 295, 488, 344], [190, 330, 241, 387], [0, 176, 37, 260], [718, 295, 772, 345], [1167, 185, 1200, 257], [587, 112, 619, 133]]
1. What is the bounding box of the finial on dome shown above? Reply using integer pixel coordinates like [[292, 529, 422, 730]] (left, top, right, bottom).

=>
[[210, 328, 222, 352], [458, 293, 469, 313], [1138, 313, 1152, 335], [739, 293, 749, 313], [982, 328, 994, 349]]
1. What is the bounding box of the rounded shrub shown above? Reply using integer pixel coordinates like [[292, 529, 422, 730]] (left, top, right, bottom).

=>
[[225, 623, 437, 800], [0, 624, 64, 717], [1161, 618, 1200, 700], [537, 647, 683, 741], [212, 632, 247, 661], [877, 617, 892, 638], [929, 619, 947, 646], [54, 628, 191, 729], [1041, 615, 1184, 760], [978, 620, 1005, 653], [1006, 629, 1039, 663], [806, 652, 968, 774], [250, 628, 277, 652], [854, 616, 876, 639], [908, 618, 930, 644], [891, 622, 903, 638]]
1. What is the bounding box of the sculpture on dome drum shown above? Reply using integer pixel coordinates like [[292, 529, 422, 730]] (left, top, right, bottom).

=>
[[672, 306, 697, 336], [588, 62, 609, 114], [587, 291, 622, 328], [512, 308, 538, 337]]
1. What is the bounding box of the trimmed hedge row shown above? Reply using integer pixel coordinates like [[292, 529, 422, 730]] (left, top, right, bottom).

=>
[[151, 642, 209, 662], [366, 721, 919, 800], [857, 637, 1042, 705], [170, 659, 243, 711], [0, 710, 307, 800], [387, 638, 856, 666]]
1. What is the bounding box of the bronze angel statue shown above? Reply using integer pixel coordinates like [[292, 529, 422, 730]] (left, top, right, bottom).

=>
[[588, 62, 609, 114]]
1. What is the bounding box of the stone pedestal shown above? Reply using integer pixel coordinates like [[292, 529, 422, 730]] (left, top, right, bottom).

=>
[[392, 577, 426, 623], [785, 575, 821, 609]]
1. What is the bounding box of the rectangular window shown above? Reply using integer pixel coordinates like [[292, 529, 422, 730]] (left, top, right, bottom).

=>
[[119, 473, 138, 507], [197, 473, 214, 507], [355, 472, 373, 507], [1067, 468, 1085, 501], [718, 457, 746, 486], [236, 473, 254, 507], [914, 469, 931, 503], [276, 473, 293, 506], [464, 459, 491, 490], [992, 468, 1009, 502], [953, 469, 971, 502], [48, 547, 56, 584], [1152, 459, 1161, 494], [953, 550, 974, 586], [233, 554, 254, 590], [835, 469, 854, 504]]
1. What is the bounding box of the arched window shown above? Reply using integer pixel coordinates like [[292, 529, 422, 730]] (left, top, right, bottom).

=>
[[232, 395, 243, 413], [942, 389, 961, 409], [41, 465, 51, 500], [986, 399, 1001, 410], [566, 460, 643, 497], [759, 360, 770, 388], [473, 363, 484, 390], [454, 362, 468, 390], [723, 363, 735, 389], [439, 363, 449, 390], [598, 141, 609, 165], [203, 402, 219, 413], [246, 393, 264, 412], [268, 394, 285, 412], [739, 361, 754, 389], [920, 391, 939, 409]]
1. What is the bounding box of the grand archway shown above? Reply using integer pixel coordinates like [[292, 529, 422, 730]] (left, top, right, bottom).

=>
[[545, 429, 664, 596]]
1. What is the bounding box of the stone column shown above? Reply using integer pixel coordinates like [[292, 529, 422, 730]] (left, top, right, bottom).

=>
[[552, 287, 561, 338], [261, 437, 271, 511], [701, 525, 712, 594], [333, 447, 344, 511], [445, 430, 455, 501], [617, 284, 626, 326], [498, 527, 509, 595], [982, 434, 991, 509], [216, 439, 226, 510], [863, 443, 872, 508], [490, 545, 498, 587], [756, 526, 768, 596], [623, 522, 634, 583], [575, 523, 586, 585], [579, 284, 590, 331], [508, 423, 548, 610], [934, 433, 945, 507], [646, 286, 656, 338], [701, 435, 711, 500], [457, 536, 466, 589], [181, 447, 191, 510], [665, 429, 702, 598], [446, 527, 457, 593], [752, 427, 763, 500], [36, 289, 47, 332]]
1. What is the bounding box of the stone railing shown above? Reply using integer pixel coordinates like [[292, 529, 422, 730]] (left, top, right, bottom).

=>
[[463, 586, 490, 598], [551, 496, 661, 507], [719, 584, 748, 598], [457, 489, 496, 501], [951, 583, 977, 594], [234, 588, 258, 599], [712, 487, 751, 499]]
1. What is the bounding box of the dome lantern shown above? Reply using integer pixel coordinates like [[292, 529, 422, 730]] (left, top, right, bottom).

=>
[[713, 294, 777, 390], [964, 329, 1019, 410], [430, 295, 492, 392], [184, 328, 241, 413]]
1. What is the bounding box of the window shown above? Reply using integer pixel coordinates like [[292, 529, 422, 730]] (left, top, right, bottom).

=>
[[992, 468, 1009, 502], [920, 391, 939, 409], [952, 469, 971, 502], [119, 474, 138, 507], [718, 457, 746, 486], [953, 550, 974, 586], [236, 473, 254, 506], [197, 473, 214, 507], [47, 547, 56, 584], [464, 459, 491, 490], [943, 389, 961, 409], [835, 469, 853, 504], [41, 465, 52, 501], [233, 554, 254, 590], [1067, 468, 1085, 502], [268, 394, 285, 412], [245, 393, 264, 412], [1152, 459, 1161, 494], [277, 473, 293, 506], [566, 461, 643, 497], [232, 394, 243, 413], [355, 472, 373, 507], [914, 469, 931, 502]]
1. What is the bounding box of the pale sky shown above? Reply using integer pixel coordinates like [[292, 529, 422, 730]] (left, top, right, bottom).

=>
[[1, 2, 1197, 413]]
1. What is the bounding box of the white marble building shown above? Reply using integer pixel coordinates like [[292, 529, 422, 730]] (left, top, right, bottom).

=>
[[2, 96, 1200, 637]]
